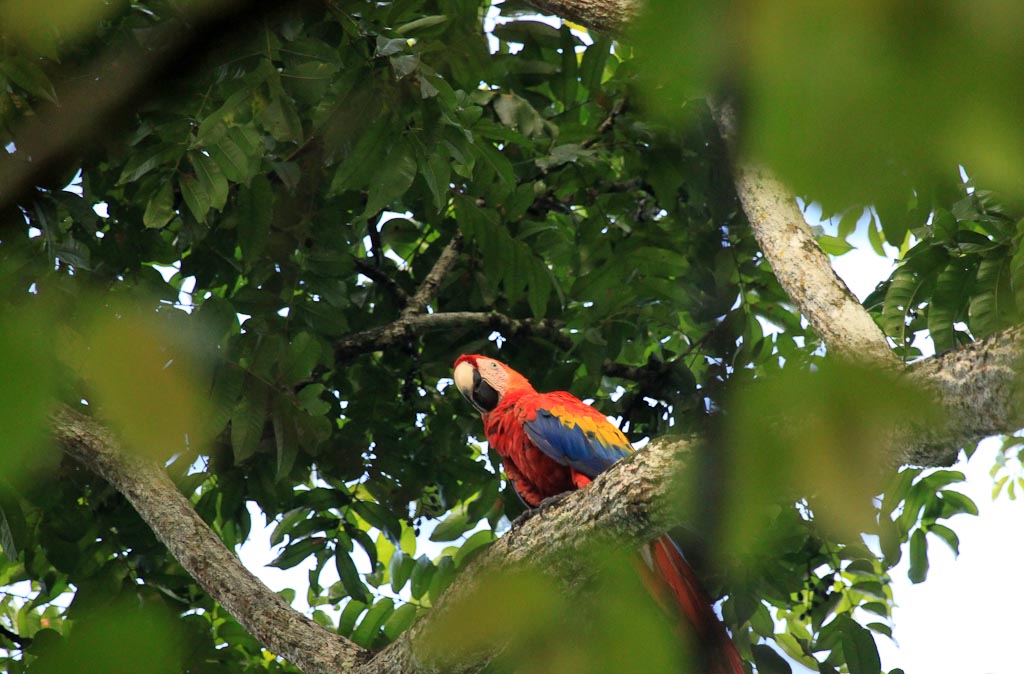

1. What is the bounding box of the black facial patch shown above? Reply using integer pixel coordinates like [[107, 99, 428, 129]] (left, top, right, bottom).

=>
[[471, 368, 500, 412]]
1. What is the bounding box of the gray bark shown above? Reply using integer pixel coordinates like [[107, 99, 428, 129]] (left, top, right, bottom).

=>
[[52, 404, 369, 674], [712, 102, 898, 366], [903, 324, 1024, 466], [54, 401, 692, 674]]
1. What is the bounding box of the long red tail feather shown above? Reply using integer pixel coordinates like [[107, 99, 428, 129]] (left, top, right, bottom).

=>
[[643, 536, 745, 674]]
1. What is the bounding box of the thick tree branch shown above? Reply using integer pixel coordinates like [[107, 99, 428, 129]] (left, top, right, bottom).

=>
[[710, 102, 897, 365], [525, 0, 641, 35], [402, 234, 464, 319], [901, 324, 1024, 466], [52, 404, 370, 674], [354, 436, 695, 674], [50, 327, 1024, 674], [53, 397, 696, 674]]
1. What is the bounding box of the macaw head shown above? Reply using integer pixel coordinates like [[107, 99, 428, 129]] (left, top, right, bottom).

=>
[[453, 354, 535, 414]]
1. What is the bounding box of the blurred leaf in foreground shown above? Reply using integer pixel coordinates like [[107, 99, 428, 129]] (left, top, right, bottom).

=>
[[723, 360, 941, 555]]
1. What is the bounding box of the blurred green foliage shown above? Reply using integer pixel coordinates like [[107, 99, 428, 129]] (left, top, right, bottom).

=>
[[0, 0, 1012, 673], [634, 0, 1024, 213]]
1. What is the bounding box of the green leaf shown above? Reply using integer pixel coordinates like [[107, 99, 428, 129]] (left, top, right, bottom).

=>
[[751, 644, 792, 674], [231, 381, 268, 463], [272, 401, 299, 483], [579, 37, 611, 92], [867, 213, 886, 256], [279, 332, 321, 385], [207, 134, 250, 183], [363, 144, 417, 217], [926, 523, 960, 556], [840, 618, 881, 674], [119, 144, 182, 185], [0, 498, 26, 561], [427, 555, 456, 599], [259, 92, 303, 142], [969, 257, 1013, 338], [142, 181, 175, 229], [908, 528, 929, 583], [270, 537, 323, 569], [937, 490, 978, 518], [0, 57, 56, 102], [351, 597, 394, 648], [338, 600, 367, 637], [410, 555, 435, 599], [453, 529, 495, 568], [429, 506, 471, 542], [352, 500, 403, 542], [817, 234, 855, 256], [179, 173, 212, 223], [492, 20, 563, 49], [389, 550, 414, 592], [395, 15, 448, 35], [382, 603, 419, 641], [421, 151, 451, 212], [335, 548, 371, 602], [927, 262, 973, 352], [237, 174, 273, 264], [191, 152, 229, 211], [270, 509, 310, 547]]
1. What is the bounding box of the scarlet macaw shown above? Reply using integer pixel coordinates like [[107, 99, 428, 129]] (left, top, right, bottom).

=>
[[453, 354, 743, 674]]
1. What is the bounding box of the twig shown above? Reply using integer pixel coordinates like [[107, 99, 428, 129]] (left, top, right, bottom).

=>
[[333, 311, 571, 361], [580, 96, 627, 150], [353, 257, 411, 304], [366, 217, 385, 268], [0, 623, 31, 648], [401, 232, 463, 318]]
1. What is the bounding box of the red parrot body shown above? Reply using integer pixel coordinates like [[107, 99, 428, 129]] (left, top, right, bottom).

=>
[[454, 354, 744, 674]]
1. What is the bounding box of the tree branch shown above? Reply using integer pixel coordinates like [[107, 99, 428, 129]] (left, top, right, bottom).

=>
[[353, 258, 412, 305], [53, 396, 696, 674], [333, 311, 571, 361], [524, 0, 641, 34], [901, 324, 1024, 466], [52, 404, 370, 674], [354, 436, 696, 674], [0, 623, 31, 648], [401, 233, 463, 319], [709, 101, 898, 365]]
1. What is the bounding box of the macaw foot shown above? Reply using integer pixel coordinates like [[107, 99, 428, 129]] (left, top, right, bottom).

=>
[[510, 491, 571, 529]]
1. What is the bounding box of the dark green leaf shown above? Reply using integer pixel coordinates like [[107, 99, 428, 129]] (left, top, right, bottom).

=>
[[410, 555, 435, 600], [179, 173, 212, 223], [382, 603, 419, 641], [335, 548, 371, 602], [270, 537, 323, 569], [143, 180, 175, 229], [752, 644, 792, 674], [237, 174, 273, 264], [363, 144, 417, 217], [908, 528, 929, 584], [351, 597, 394, 648], [840, 619, 881, 674]]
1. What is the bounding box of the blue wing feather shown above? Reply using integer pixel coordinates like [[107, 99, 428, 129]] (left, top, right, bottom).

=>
[[521, 400, 633, 479]]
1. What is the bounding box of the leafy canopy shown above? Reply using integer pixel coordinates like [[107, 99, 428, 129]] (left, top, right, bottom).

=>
[[1, 1, 1020, 673]]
